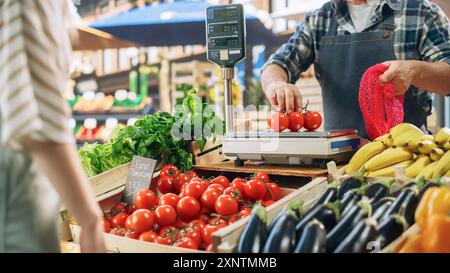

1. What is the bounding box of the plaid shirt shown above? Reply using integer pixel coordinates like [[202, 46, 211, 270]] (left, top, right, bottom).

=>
[[266, 0, 450, 85]]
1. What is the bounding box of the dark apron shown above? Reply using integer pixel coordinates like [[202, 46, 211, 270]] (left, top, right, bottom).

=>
[[315, 6, 429, 138]]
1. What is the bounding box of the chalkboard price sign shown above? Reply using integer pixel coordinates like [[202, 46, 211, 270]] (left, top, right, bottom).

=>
[[122, 156, 157, 204]]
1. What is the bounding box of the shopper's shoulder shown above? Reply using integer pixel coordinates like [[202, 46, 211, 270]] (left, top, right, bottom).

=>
[[403, 0, 442, 15]]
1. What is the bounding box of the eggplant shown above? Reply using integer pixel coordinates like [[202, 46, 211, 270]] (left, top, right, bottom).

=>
[[371, 197, 395, 222], [340, 190, 362, 217], [380, 187, 418, 226], [391, 182, 417, 198], [310, 180, 339, 209], [296, 201, 341, 238], [364, 179, 395, 203], [325, 198, 371, 252], [338, 176, 363, 199], [417, 182, 440, 202], [294, 219, 326, 253], [333, 218, 378, 253], [373, 214, 408, 251], [236, 205, 268, 253], [262, 207, 298, 253], [268, 201, 304, 233]]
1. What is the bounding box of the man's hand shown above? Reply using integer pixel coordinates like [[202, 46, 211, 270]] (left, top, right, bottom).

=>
[[265, 81, 303, 113], [379, 60, 418, 96]]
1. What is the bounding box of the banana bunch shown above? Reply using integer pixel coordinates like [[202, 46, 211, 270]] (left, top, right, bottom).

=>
[[345, 124, 450, 178]]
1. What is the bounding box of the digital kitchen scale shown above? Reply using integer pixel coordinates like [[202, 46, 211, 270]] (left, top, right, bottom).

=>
[[206, 4, 361, 167]]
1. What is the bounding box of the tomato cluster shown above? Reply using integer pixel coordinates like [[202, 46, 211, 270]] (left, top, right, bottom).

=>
[[267, 103, 322, 132], [102, 166, 282, 251]]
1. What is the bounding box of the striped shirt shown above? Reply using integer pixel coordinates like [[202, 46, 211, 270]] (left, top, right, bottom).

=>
[[265, 0, 450, 100], [0, 0, 74, 150]]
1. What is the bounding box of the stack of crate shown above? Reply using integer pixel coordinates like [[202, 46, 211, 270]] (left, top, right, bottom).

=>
[[170, 60, 215, 107]]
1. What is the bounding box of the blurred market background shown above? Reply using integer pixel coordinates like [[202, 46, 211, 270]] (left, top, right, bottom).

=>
[[69, 0, 450, 147]]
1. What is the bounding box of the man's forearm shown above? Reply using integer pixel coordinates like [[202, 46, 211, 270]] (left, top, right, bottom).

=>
[[261, 64, 289, 92], [24, 140, 102, 228], [412, 61, 450, 96]]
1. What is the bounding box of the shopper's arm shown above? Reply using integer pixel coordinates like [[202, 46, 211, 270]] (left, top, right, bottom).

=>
[[23, 139, 105, 253]]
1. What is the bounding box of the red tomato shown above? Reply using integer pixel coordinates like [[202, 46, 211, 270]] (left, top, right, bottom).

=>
[[160, 164, 180, 178], [209, 217, 228, 226], [244, 179, 267, 201], [231, 178, 247, 192], [125, 204, 137, 214], [111, 212, 128, 228], [223, 187, 242, 200], [177, 196, 201, 221], [159, 226, 178, 238], [180, 228, 203, 246], [154, 236, 172, 245], [191, 178, 209, 190], [109, 227, 125, 236], [268, 112, 289, 132], [157, 176, 176, 194], [202, 221, 227, 245], [155, 205, 177, 227], [196, 207, 211, 224], [200, 189, 220, 211], [110, 203, 126, 216], [124, 229, 140, 240], [262, 200, 275, 207], [188, 220, 206, 233], [187, 170, 198, 178], [215, 194, 239, 216], [288, 111, 304, 132], [159, 193, 181, 209], [126, 209, 155, 234], [254, 171, 270, 183], [175, 219, 189, 229], [303, 111, 322, 131], [207, 184, 226, 194], [139, 230, 158, 242], [134, 189, 157, 210], [103, 219, 111, 233], [239, 208, 251, 218], [264, 182, 282, 201], [210, 176, 230, 188], [174, 237, 198, 250], [175, 173, 191, 193], [184, 181, 207, 200]]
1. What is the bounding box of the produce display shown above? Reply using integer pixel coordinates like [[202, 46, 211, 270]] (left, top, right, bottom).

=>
[[345, 123, 450, 179], [267, 102, 322, 132], [102, 166, 282, 251], [236, 175, 449, 253], [73, 95, 115, 112], [397, 186, 450, 253], [78, 89, 224, 177]]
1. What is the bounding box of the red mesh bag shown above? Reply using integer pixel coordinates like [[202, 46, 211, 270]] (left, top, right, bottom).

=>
[[359, 64, 404, 140]]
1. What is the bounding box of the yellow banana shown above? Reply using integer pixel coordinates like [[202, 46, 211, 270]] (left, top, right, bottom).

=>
[[418, 140, 438, 154], [403, 134, 434, 151], [345, 141, 386, 174], [434, 127, 450, 146], [393, 130, 424, 148], [416, 161, 438, 180], [430, 148, 444, 162], [363, 147, 413, 172], [374, 134, 393, 147], [405, 155, 432, 178], [389, 123, 423, 139], [443, 140, 450, 151], [432, 150, 450, 178], [444, 170, 450, 177], [367, 160, 413, 177]]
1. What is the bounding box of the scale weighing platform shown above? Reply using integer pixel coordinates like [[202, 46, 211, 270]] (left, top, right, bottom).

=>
[[206, 4, 361, 167]]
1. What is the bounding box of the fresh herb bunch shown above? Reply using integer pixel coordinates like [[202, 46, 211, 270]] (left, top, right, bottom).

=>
[[79, 89, 224, 177]]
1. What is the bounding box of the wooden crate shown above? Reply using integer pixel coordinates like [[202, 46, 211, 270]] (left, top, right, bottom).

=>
[[186, 137, 226, 165], [213, 177, 328, 253], [68, 164, 328, 253]]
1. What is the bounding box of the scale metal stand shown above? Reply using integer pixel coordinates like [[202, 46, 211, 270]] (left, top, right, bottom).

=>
[[206, 4, 361, 168]]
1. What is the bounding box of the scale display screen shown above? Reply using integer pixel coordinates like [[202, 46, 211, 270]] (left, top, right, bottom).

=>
[[206, 4, 246, 68]]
